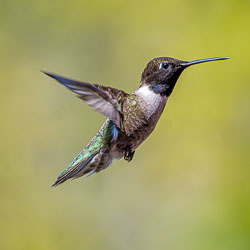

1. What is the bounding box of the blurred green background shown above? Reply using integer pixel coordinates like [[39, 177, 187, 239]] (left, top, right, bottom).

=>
[[1, 0, 250, 249]]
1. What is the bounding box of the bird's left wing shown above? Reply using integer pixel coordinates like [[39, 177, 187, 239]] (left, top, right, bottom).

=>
[[42, 71, 128, 130]]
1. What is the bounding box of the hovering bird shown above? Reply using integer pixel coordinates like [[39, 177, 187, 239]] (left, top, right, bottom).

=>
[[43, 56, 229, 186]]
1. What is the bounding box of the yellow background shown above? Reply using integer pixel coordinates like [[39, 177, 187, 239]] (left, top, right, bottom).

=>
[[1, 0, 249, 249]]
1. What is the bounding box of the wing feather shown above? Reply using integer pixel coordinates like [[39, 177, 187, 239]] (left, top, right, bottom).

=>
[[42, 71, 128, 130]]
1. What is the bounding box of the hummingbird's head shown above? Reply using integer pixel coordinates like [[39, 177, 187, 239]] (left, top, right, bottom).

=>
[[140, 56, 229, 96]]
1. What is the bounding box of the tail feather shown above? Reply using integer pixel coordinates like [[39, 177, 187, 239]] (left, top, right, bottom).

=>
[[51, 147, 115, 187], [51, 153, 98, 187], [51, 120, 119, 187], [71, 147, 114, 180]]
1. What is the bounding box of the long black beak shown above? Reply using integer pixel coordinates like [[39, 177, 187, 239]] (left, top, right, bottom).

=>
[[180, 57, 230, 67]]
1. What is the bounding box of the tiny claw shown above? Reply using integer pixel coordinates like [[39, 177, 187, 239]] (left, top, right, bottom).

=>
[[124, 146, 135, 162]]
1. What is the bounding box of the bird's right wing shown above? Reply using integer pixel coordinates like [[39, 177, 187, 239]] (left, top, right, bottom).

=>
[[42, 71, 128, 130]]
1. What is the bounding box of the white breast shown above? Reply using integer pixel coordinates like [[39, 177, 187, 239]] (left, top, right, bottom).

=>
[[135, 85, 168, 119]]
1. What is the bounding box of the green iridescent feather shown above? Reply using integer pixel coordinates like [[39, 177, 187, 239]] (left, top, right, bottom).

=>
[[52, 120, 115, 186]]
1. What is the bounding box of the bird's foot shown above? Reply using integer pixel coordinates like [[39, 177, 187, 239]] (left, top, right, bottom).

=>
[[124, 146, 135, 162]]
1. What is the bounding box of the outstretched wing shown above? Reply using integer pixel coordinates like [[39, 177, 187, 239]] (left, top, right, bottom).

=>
[[42, 71, 128, 130]]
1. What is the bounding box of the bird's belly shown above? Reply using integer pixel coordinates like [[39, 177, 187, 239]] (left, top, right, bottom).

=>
[[131, 97, 167, 149], [115, 96, 167, 152]]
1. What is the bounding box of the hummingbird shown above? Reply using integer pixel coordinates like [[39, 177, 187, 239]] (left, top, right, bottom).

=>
[[43, 56, 229, 186]]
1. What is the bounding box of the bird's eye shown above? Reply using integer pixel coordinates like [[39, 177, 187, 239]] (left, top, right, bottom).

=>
[[161, 62, 170, 70]]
